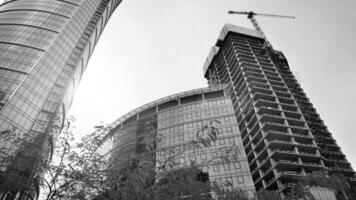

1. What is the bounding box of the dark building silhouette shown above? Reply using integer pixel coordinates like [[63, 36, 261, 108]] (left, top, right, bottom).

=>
[[203, 24, 356, 199], [0, 0, 122, 199]]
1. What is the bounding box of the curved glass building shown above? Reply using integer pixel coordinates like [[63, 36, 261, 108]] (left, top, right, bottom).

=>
[[105, 86, 256, 196], [0, 0, 122, 198]]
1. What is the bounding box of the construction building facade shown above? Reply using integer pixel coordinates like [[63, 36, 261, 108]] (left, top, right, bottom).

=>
[[203, 24, 356, 198]]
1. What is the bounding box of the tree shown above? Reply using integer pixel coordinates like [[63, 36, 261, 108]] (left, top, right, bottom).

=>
[[37, 117, 76, 200], [256, 189, 282, 200], [284, 171, 356, 200], [0, 126, 46, 199], [152, 166, 211, 200], [284, 182, 315, 200], [39, 121, 110, 200], [0, 116, 71, 200], [38, 119, 251, 200], [212, 182, 248, 200]]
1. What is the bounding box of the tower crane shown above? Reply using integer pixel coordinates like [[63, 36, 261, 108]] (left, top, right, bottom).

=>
[[227, 11, 295, 60]]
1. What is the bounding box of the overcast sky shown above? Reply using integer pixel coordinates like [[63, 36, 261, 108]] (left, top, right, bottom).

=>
[[3, 0, 356, 169], [69, 0, 356, 169]]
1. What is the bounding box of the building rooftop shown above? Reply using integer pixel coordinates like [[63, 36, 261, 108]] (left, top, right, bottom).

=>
[[203, 24, 264, 77], [109, 86, 226, 129], [97, 85, 228, 146]]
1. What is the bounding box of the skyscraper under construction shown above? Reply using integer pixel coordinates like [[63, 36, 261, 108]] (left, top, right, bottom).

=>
[[203, 24, 355, 198], [0, 0, 122, 199]]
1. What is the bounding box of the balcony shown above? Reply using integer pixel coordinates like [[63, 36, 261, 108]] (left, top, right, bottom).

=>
[[248, 81, 270, 90], [258, 108, 282, 118], [278, 97, 295, 106], [264, 70, 279, 77], [263, 122, 289, 133], [302, 161, 322, 167], [251, 87, 274, 96], [246, 76, 268, 86], [266, 75, 282, 83], [287, 118, 305, 127], [256, 57, 271, 64], [281, 104, 299, 113], [237, 53, 255, 61], [239, 57, 258, 65], [245, 72, 265, 80], [275, 91, 292, 99], [273, 149, 295, 155], [279, 170, 305, 177], [271, 84, 289, 93], [235, 49, 254, 57], [299, 151, 318, 157], [242, 122, 261, 142], [261, 65, 277, 73], [269, 80, 286, 88], [255, 99, 279, 110], [294, 141, 316, 149], [244, 67, 263, 76]]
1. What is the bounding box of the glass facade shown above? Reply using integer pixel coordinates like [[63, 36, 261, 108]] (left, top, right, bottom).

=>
[[0, 0, 122, 198], [203, 24, 355, 198], [106, 86, 255, 195]]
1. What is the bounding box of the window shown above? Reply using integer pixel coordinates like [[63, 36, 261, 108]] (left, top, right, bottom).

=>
[[237, 176, 244, 184], [205, 110, 211, 116], [213, 165, 220, 172], [201, 153, 207, 160], [179, 134, 184, 141], [179, 115, 184, 122], [170, 136, 174, 144], [234, 162, 241, 169], [211, 152, 216, 159], [229, 137, 236, 145], [219, 139, 225, 145], [158, 137, 166, 145], [222, 107, 228, 113], [179, 157, 186, 166], [226, 177, 233, 186], [197, 111, 202, 117]]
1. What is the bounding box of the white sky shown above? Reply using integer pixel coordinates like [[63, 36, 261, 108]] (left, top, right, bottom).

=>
[[3, 0, 356, 169]]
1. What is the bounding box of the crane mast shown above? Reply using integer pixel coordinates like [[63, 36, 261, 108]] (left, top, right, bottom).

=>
[[228, 11, 295, 57]]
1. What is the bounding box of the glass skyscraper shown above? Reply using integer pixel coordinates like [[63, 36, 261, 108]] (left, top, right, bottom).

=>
[[203, 24, 355, 199], [0, 0, 122, 199], [105, 86, 255, 196]]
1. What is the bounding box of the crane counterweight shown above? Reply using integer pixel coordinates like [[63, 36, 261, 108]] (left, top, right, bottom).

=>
[[227, 10, 294, 64]]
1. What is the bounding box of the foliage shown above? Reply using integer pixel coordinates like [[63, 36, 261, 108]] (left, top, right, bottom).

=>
[[256, 189, 282, 200], [6, 117, 356, 200], [152, 166, 211, 200], [37, 117, 77, 200], [37, 119, 253, 200], [39, 121, 109, 200], [284, 182, 315, 200], [212, 182, 248, 200], [284, 171, 356, 200], [0, 126, 44, 197]]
